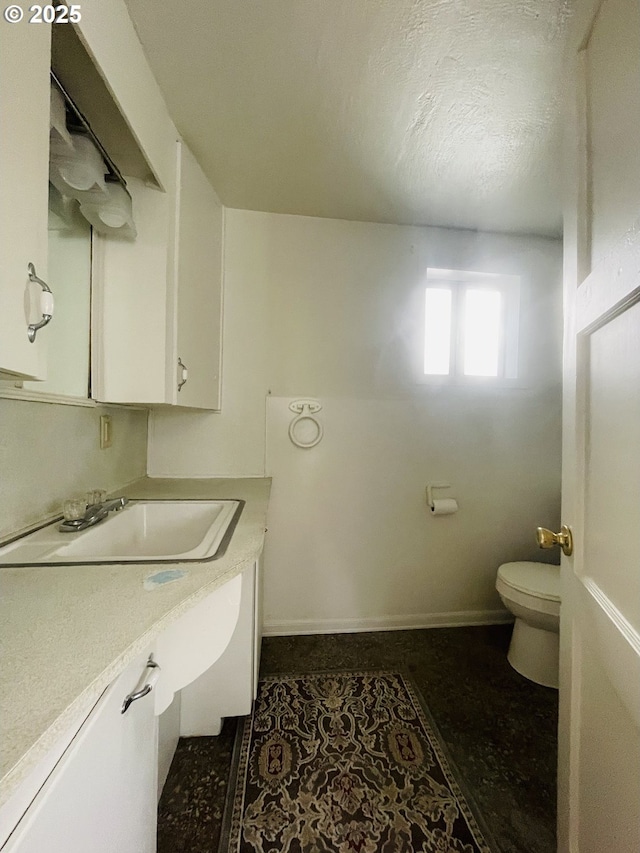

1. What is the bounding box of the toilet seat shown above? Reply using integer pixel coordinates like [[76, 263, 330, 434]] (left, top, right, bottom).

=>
[[497, 561, 560, 602]]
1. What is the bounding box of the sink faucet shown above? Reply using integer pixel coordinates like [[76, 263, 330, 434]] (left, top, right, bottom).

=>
[[59, 497, 129, 533]]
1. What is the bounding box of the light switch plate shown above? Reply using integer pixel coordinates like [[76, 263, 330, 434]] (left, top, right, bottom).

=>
[[100, 414, 112, 449]]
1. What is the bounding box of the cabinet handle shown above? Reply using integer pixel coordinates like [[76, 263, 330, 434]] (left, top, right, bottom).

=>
[[177, 357, 188, 392], [27, 263, 54, 343], [121, 658, 160, 714]]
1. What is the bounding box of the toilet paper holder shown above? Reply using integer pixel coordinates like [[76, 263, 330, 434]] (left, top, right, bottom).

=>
[[426, 482, 451, 509]]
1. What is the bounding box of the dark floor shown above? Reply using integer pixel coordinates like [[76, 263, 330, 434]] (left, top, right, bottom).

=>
[[158, 625, 558, 853]]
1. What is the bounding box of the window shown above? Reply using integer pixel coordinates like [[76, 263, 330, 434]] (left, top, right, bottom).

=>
[[423, 268, 520, 381]]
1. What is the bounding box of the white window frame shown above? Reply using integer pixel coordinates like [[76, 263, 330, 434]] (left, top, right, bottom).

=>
[[420, 268, 521, 385]]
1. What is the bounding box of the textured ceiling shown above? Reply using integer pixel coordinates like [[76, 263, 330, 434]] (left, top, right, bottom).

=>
[[125, 0, 573, 236]]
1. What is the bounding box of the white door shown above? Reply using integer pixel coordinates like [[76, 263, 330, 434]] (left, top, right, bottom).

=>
[[558, 0, 640, 849], [0, 21, 51, 380], [172, 139, 224, 410], [3, 653, 159, 853]]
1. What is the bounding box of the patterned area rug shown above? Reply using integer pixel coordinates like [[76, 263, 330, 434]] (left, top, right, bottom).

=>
[[220, 671, 498, 852]]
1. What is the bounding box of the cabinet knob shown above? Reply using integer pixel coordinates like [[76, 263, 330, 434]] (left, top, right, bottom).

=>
[[177, 357, 188, 391], [27, 263, 54, 343]]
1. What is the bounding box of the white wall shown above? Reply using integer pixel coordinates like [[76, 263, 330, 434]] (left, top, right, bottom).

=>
[[0, 400, 148, 540], [148, 209, 563, 634]]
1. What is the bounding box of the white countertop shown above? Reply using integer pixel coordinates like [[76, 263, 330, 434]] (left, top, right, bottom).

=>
[[0, 477, 271, 809]]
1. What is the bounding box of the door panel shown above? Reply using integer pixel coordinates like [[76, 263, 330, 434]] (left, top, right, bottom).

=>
[[578, 579, 640, 732], [560, 0, 640, 848], [563, 285, 640, 852], [576, 629, 640, 852], [583, 301, 640, 623]]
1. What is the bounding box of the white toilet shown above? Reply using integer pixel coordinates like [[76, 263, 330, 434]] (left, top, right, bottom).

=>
[[496, 561, 561, 689]]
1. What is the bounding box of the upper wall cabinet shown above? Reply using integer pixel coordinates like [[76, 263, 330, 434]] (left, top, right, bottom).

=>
[[91, 177, 173, 405], [0, 23, 51, 380], [76, 1, 223, 411], [92, 139, 224, 410], [1, 1, 223, 409], [73, 0, 175, 193], [172, 141, 224, 410]]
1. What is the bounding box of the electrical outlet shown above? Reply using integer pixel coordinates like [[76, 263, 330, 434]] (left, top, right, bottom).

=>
[[100, 414, 112, 449]]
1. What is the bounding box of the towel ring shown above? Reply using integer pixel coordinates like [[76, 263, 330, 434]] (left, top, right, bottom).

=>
[[288, 402, 323, 448]]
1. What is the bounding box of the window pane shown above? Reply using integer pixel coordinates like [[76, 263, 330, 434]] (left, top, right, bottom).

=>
[[424, 288, 452, 375], [463, 289, 501, 376]]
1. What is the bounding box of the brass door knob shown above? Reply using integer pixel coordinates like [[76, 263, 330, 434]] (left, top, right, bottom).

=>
[[536, 525, 573, 557]]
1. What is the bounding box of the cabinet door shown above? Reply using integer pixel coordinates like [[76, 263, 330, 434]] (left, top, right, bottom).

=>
[[3, 652, 159, 853], [92, 177, 172, 404], [74, 0, 175, 191], [0, 22, 51, 380], [173, 140, 223, 410]]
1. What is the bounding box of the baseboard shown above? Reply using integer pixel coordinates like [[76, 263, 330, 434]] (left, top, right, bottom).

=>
[[263, 610, 513, 637]]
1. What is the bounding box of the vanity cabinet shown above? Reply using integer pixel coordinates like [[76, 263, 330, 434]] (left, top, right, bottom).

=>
[[0, 23, 51, 381], [2, 565, 257, 851], [3, 651, 160, 853]]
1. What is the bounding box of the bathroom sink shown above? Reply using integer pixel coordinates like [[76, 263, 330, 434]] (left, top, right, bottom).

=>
[[0, 500, 242, 565]]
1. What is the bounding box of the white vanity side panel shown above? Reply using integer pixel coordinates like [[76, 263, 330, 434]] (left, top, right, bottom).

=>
[[180, 563, 258, 736], [157, 692, 181, 800], [154, 574, 242, 715], [254, 556, 263, 695]]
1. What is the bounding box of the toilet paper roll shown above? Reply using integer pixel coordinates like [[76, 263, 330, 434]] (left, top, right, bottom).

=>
[[430, 498, 458, 516]]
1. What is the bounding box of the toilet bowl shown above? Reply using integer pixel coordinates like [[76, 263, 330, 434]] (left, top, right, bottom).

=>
[[496, 561, 560, 689]]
